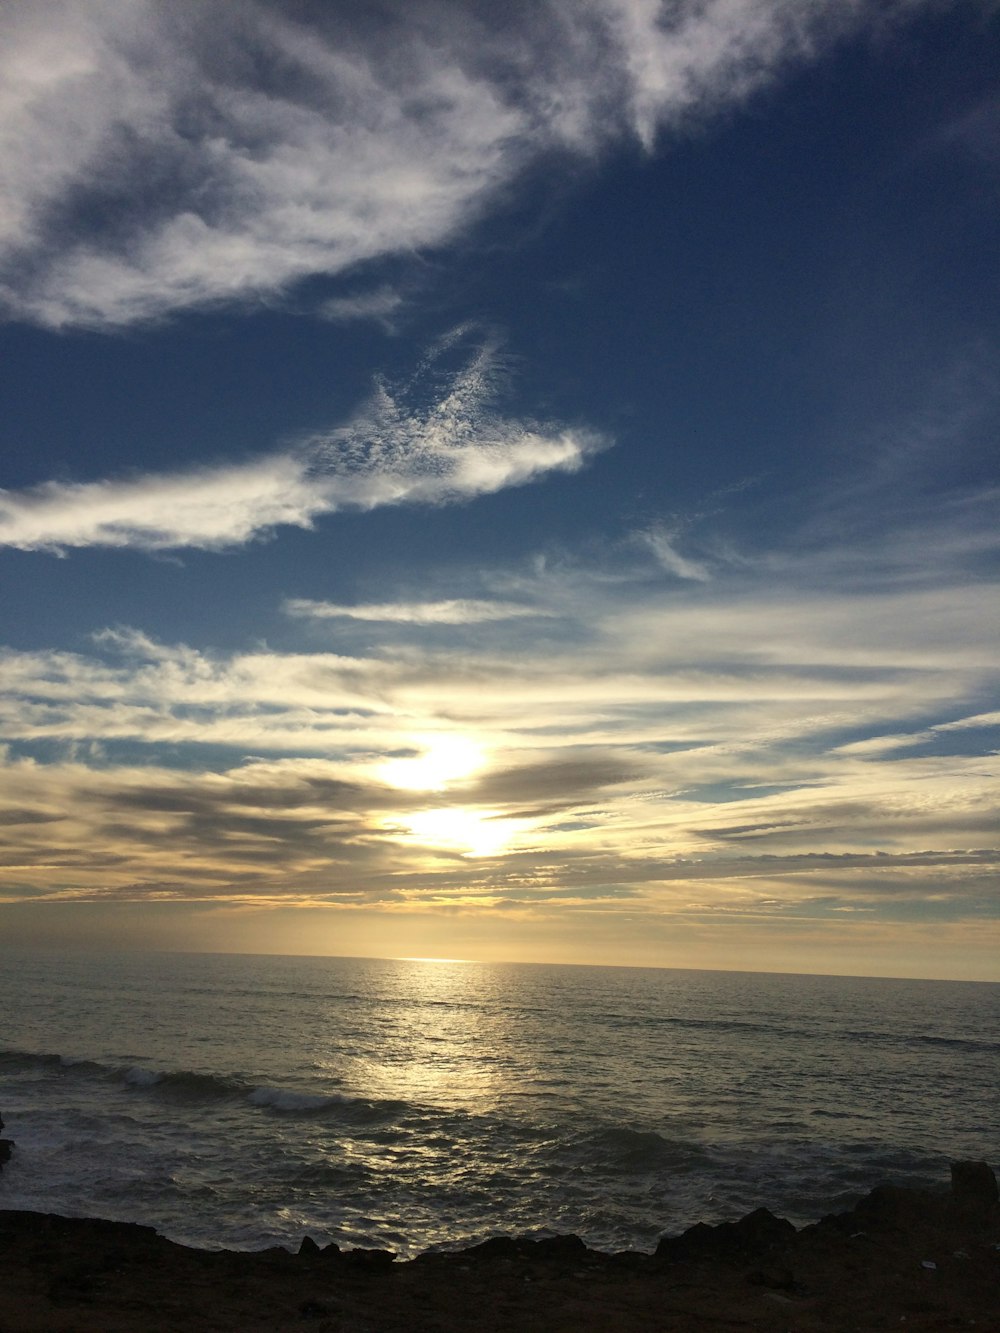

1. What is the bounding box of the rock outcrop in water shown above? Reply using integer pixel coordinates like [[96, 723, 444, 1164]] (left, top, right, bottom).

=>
[[0, 1161, 998, 1330]]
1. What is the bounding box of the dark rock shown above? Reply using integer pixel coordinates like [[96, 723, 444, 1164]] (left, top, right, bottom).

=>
[[457, 1233, 589, 1264], [531, 1234, 588, 1260], [461, 1235, 519, 1261], [47, 1267, 96, 1305], [0, 1211, 159, 1252], [950, 1160, 999, 1212], [746, 1266, 798, 1292], [343, 1247, 395, 1269], [298, 1235, 322, 1257], [656, 1207, 795, 1263], [851, 1183, 931, 1234], [606, 1250, 648, 1271], [298, 1297, 331, 1317]]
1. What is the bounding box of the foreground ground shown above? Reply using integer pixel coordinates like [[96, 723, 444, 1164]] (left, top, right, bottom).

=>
[[0, 1165, 997, 1332]]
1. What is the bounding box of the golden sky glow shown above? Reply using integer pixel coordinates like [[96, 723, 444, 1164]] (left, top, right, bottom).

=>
[[0, 0, 998, 982]]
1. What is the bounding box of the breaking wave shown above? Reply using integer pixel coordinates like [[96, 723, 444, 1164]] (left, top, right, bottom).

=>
[[2, 1046, 415, 1125]]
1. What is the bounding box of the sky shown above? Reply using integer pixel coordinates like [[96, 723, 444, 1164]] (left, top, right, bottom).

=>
[[0, 0, 998, 980]]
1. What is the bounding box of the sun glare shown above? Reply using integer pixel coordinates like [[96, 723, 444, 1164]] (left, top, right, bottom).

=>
[[402, 807, 524, 857], [396, 956, 470, 964], [380, 735, 484, 791]]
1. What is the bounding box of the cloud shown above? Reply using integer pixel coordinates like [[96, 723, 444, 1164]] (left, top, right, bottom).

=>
[[285, 598, 547, 625], [0, 0, 937, 329], [832, 709, 1000, 756], [0, 453, 321, 555], [641, 524, 712, 580], [1, 484, 996, 927], [1, 744, 996, 920], [318, 286, 405, 329], [0, 341, 602, 552]]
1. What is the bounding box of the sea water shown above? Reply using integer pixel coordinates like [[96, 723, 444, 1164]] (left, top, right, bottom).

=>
[[1, 950, 997, 1257]]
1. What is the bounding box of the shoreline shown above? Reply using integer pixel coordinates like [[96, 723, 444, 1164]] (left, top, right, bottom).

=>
[[1, 1163, 997, 1331]]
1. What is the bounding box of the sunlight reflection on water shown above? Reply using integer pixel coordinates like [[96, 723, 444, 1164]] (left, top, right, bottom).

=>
[[2, 951, 998, 1255]]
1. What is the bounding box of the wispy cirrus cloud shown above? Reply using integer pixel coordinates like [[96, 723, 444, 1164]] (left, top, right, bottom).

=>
[[0, 0, 941, 329], [640, 523, 712, 581], [832, 710, 1000, 756], [285, 598, 548, 625], [0, 340, 602, 553], [318, 286, 406, 330]]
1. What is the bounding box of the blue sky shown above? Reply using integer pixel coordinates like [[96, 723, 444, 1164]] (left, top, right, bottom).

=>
[[1, 0, 997, 978]]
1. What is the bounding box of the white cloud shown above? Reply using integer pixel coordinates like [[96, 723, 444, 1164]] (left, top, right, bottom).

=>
[[285, 598, 546, 625], [0, 453, 320, 554], [641, 523, 711, 580], [832, 709, 1000, 756], [2, 542, 996, 783], [0, 0, 936, 329], [318, 286, 405, 328], [935, 709, 1000, 733], [0, 342, 602, 552]]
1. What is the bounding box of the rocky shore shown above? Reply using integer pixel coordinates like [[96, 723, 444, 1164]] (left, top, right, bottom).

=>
[[0, 1160, 995, 1331]]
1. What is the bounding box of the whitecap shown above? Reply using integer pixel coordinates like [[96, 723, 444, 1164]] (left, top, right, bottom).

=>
[[124, 1066, 161, 1087], [247, 1086, 343, 1112]]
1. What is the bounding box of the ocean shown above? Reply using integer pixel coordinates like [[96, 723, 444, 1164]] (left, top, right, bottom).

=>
[[1, 950, 997, 1258]]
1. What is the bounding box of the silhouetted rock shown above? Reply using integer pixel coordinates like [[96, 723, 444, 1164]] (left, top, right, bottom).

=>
[[451, 1233, 587, 1264], [343, 1247, 395, 1268], [655, 1206, 795, 1263], [460, 1235, 519, 1261], [297, 1234, 321, 1257], [531, 1233, 588, 1260], [850, 1181, 930, 1233], [745, 1264, 798, 1291], [298, 1296, 331, 1318], [950, 1160, 999, 1213]]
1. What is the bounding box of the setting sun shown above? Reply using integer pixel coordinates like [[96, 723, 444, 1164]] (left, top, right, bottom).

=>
[[380, 736, 485, 791], [401, 806, 526, 857]]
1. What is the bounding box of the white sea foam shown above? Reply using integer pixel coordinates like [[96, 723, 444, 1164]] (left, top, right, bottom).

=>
[[247, 1086, 343, 1113], [124, 1066, 161, 1087]]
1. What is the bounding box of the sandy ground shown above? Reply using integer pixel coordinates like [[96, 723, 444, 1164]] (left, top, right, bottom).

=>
[[0, 1166, 997, 1332]]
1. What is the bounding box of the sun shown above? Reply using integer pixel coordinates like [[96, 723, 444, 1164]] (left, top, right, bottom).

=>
[[379, 734, 525, 856], [401, 807, 525, 858], [379, 734, 484, 791]]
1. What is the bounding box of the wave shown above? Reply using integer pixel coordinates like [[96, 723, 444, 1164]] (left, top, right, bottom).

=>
[[123, 1067, 248, 1101], [0, 1045, 415, 1126], [247, 1086, 344, 1113], [564, 1125, 713, 1175], [589, 1014, 1000, 1055], [122, 1065, 412, 1123], [842, 1030, 1000, 1055], [0, 1048, 66, 1073], [248, 1085, 414, 1127]]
